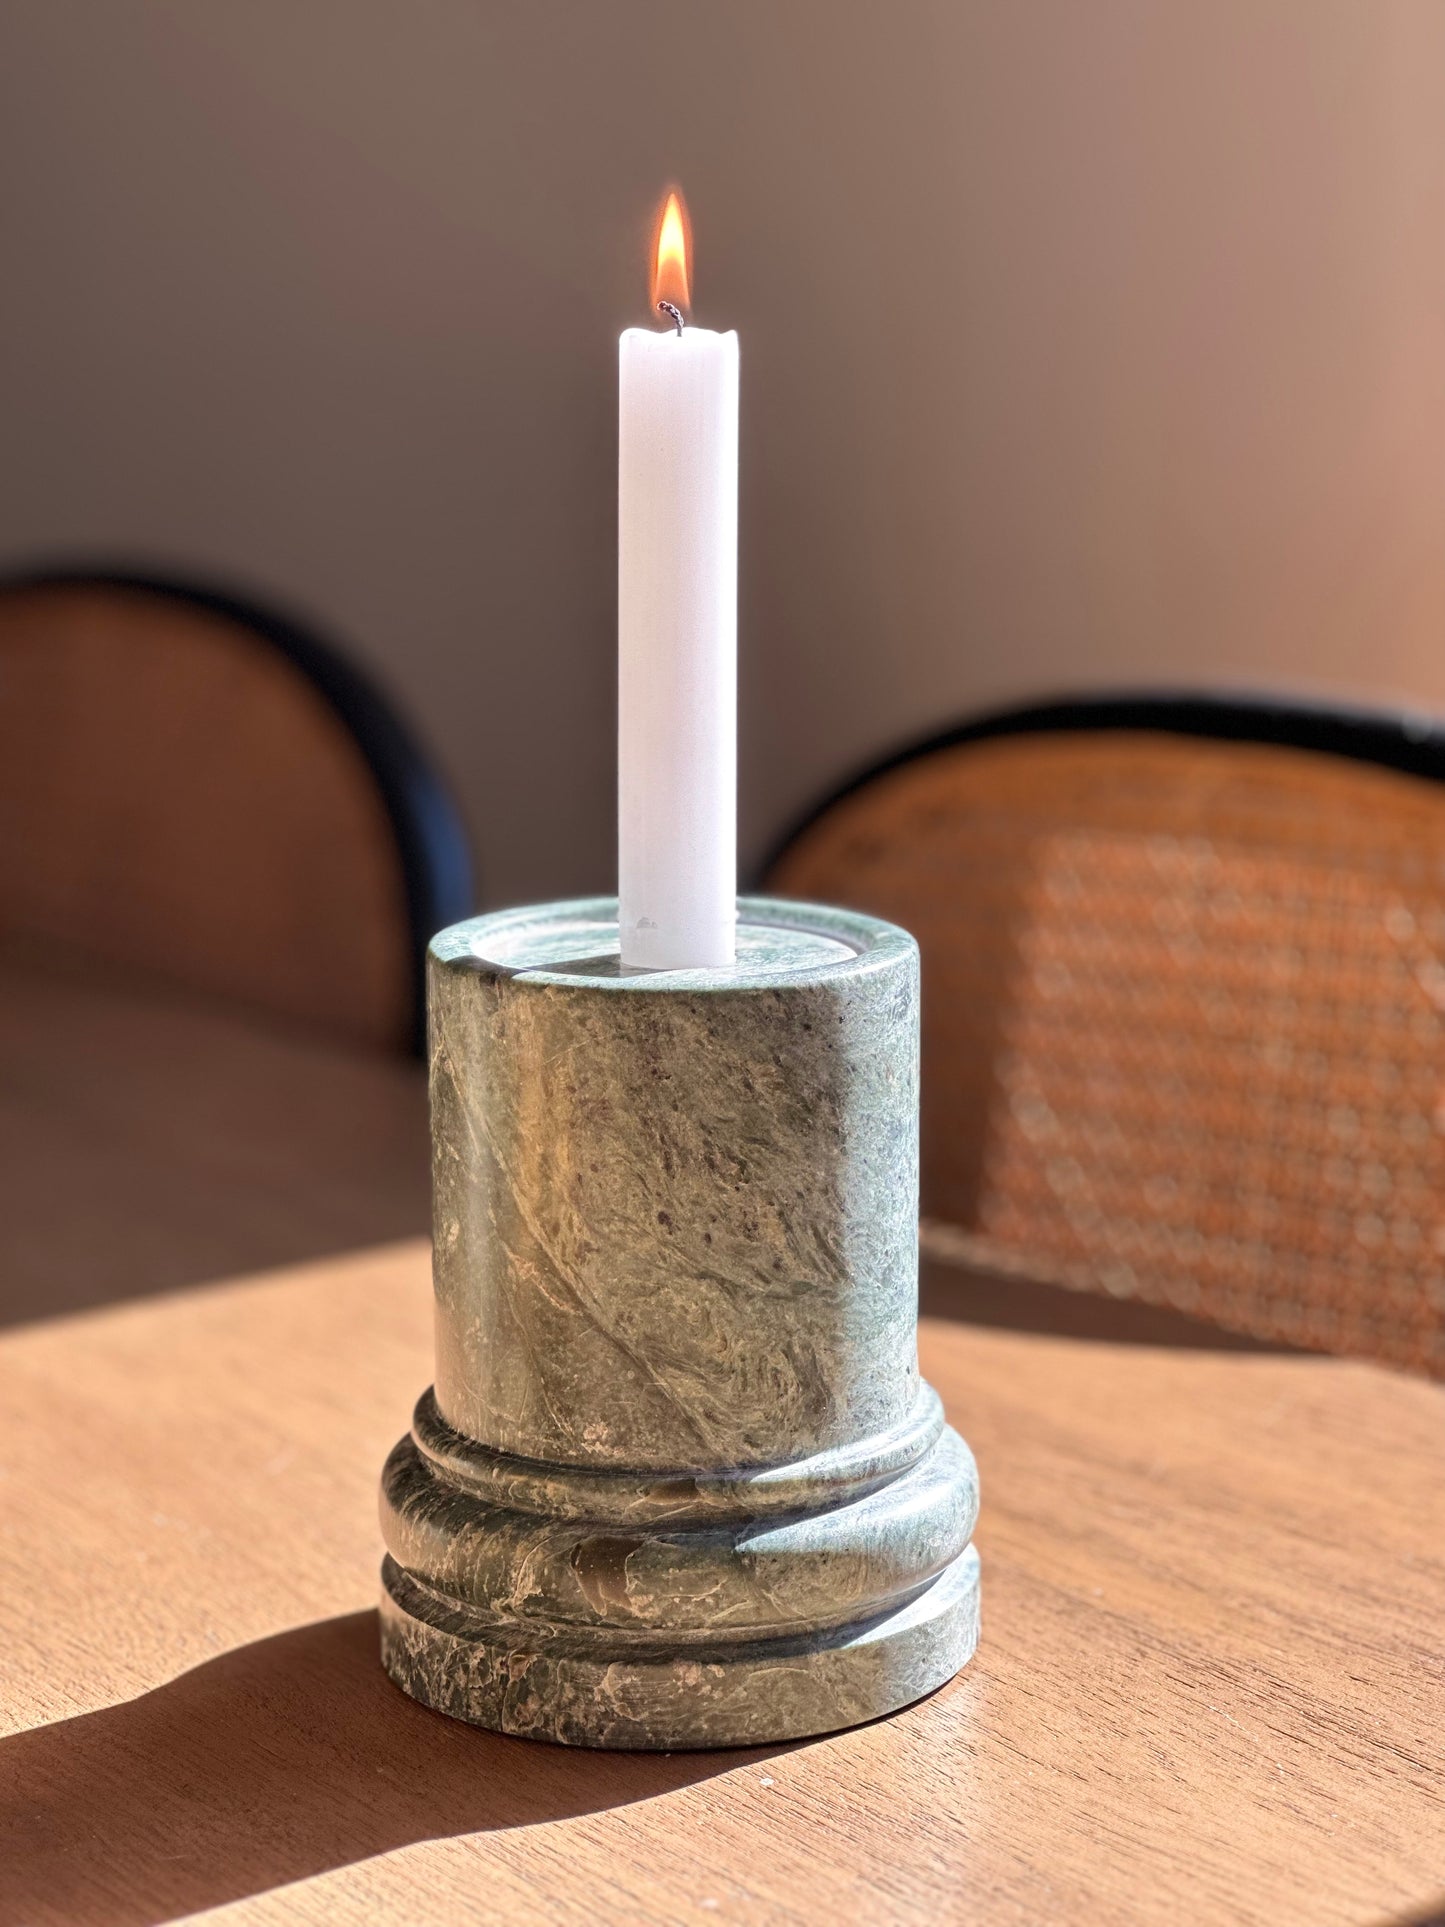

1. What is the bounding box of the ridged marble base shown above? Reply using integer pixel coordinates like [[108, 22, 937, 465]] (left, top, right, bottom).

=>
[[380, 1547, 979, 1752], [379, 1382, 980, 1750]]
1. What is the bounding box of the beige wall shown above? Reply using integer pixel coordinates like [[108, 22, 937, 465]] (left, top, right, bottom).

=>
[[2, 1, 1443, 905]]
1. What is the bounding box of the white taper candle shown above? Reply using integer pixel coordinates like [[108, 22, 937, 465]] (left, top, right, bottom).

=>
[[617, 318, 739, 971]]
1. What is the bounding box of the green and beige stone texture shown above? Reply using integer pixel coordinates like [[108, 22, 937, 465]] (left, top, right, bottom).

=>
[[379, 896, 980, 1749]]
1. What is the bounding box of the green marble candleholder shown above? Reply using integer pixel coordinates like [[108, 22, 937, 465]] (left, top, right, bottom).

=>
[[378, 896, 979, 1749]]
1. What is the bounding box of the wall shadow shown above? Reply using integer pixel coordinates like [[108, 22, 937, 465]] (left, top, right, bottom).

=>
[[0, 1610, 770, 1926]]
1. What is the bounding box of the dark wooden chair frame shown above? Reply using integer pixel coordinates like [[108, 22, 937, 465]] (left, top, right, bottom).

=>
[[760, 688, 1445, 883], [1, 565, 474, 1055]]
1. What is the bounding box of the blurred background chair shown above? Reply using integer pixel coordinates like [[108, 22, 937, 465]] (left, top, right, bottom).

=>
[[766, 695, 1445, 1378], [0, 570, 473, 1055]]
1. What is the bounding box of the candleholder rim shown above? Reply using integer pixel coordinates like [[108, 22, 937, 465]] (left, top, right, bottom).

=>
[[429, 894, 917, 993]]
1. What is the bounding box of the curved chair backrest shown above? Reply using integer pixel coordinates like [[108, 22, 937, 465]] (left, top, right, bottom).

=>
[[766, 696, 1445, 1377], [0, 571, 472, 1053]]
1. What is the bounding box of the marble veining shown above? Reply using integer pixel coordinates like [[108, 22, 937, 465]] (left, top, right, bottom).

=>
[[380, 896, 980, 1749]]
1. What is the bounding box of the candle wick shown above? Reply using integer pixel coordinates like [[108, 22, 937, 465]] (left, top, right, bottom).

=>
[[657, 301, 685, 336]]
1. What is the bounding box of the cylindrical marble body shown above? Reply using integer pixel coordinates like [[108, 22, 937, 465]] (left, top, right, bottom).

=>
[[430, 898, 917, 1472], [380, 896, 980, 1749]]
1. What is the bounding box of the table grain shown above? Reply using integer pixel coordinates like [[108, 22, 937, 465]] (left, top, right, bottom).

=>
[[0, 966, 1441, 1926]]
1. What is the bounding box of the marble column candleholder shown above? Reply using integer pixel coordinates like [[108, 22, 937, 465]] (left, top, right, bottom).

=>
[[379, 896, 979, 1750]]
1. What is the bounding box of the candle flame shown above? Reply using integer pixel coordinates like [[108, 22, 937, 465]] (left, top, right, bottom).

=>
[[650, 189, 691, 317]]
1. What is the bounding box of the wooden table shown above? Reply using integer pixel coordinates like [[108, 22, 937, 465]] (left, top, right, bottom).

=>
[[1, 962, 1442, 1926]]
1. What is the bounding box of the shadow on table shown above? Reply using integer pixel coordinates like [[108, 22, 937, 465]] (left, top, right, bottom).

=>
[[0, 1610, 771, 1924], [0, 950, 432, 1332], [919, 1254, 1303, 1353]]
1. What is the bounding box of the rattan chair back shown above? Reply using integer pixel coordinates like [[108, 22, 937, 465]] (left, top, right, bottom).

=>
[[0, 573, 471, 1052], [767, 705, 1445, 1375]]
